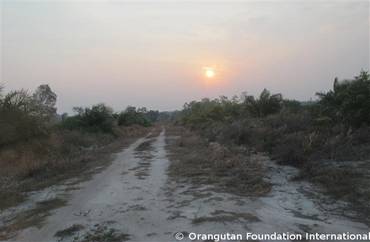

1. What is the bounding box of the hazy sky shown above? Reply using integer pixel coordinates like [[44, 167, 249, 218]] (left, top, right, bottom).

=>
[[1, 0, 369, 113]]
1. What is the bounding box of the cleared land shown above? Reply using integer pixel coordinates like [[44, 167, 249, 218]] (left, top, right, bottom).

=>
[[0, 127, 368, 242]]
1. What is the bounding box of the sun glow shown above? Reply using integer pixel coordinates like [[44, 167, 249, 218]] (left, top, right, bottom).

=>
[[204, 67, 215, 78], [199, 64, 228, 87]]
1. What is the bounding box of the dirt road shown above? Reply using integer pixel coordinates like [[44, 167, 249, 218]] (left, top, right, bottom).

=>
[[1, 128, 368, 242]]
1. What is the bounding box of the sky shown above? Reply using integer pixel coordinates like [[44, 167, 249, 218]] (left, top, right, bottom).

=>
[[1, 0, 369, 113]]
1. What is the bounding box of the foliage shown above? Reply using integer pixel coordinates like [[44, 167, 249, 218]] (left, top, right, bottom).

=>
[[145, 110, 160, 123], [316, 71, 370, 128], [0, 82, 157, 147], [32, 84, 57, 120], [180, 89, 283, 129], [181, 96, 242, 128], [282, 99, 303, 113], [0, 85, 57, 147], [179, 71, 370, 164], [62, 103, 115, 133], [243, 89, 283, 117], [1, 89, 32, 112], [117, 106, 152, 127]]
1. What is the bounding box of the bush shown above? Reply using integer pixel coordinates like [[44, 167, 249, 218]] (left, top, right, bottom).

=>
[[181, 96, 242, 128], [117, 106, 151, 127], [0, 109, 47, 147], [178, 72, 370, 163], [61, 104, 115, 133], [243, 89, 283, 117], [317, 71, 370, 128], [0, 86, 56, 147], [271, 132, 307, 165]]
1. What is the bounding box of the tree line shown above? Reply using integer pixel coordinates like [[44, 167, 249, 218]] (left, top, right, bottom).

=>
[[0, 84, 160, 148], [178, 71, 370, 164]]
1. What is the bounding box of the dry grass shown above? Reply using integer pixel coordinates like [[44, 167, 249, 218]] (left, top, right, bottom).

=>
[[54, 224, 85, 238], [184, 112, 370, 224], [146, 125, 163, 138], [0, 125, 150, 210], [299, 160, 370, 225], [80, 224, 130, 242], [165, 125, 271, 196]]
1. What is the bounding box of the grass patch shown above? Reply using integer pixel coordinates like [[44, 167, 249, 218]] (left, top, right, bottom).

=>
[[80, 225, 130, 242], [299, 160, 370, 224], [0, 191, 25, 212], [165, 125, 271, 196], [54, 224, 85, 238], [0, 126, 150, 210]]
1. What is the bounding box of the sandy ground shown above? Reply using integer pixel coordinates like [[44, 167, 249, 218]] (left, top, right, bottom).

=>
[[0, 128, 368, 242]]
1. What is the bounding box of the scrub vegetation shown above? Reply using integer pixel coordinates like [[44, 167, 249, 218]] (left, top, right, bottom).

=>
[[174, 71, 370, 220], [1, 71, 369, 225], [0, 84, 158, 210], [166, 125, 271, 196]]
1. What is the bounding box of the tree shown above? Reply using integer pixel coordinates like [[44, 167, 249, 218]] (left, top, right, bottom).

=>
[[244, 89, 283, 117], [316, 71, 370, 127], [0, 84, 3, 101], [117, 106, 151, 127], [145, 110, 160, 123], [0, 88, 47, 146], [63, 104, 115, 133], [1, 89, 32, 112], [32, 84, 57, 119]]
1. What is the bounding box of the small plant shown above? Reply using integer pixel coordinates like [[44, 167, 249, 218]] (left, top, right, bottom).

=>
[[80, 225, 130, 242]]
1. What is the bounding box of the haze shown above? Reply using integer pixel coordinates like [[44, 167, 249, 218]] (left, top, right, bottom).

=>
[[1, 0, 369, 113]]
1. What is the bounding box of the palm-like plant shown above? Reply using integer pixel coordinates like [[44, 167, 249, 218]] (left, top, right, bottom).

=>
[[316, 71, 370, 127], [244, 89, 283, 117]]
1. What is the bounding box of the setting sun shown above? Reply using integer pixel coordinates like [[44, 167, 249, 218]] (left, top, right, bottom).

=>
[[204, 67, 215, 78]]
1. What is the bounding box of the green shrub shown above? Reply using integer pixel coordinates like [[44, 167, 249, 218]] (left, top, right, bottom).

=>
[[178, 71, 370, 164], [117, 106, 151, 127], [0, 109, 47, 147], [243, 89, 283, 117], [271, 132, 307, 165], [317, 71, 370, 128], [0, 86, 56, 147], [61, 104, 115, 133]]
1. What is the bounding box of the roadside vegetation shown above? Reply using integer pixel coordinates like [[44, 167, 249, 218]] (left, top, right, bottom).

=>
[[175, 71, 370, 221], [0, 84, 158, 210], [166, 125, 271, 196]]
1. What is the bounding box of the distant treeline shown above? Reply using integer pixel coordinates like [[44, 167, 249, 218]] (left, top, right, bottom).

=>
[[0, 84, 164, 147], [61, 105, 160, 134]]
